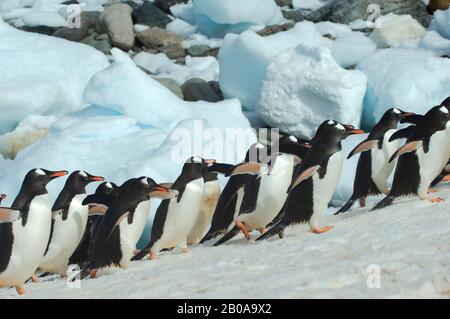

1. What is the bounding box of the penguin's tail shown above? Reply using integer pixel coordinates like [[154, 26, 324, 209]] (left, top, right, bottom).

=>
[[212, 226, 240, 246], [199, 230, 223, 244], [334, 197, 356, 215], [79, 262, 94, 280], [371, 195, 395, 211], [131, 249, 150, 261], [255, 222, 286, 241]]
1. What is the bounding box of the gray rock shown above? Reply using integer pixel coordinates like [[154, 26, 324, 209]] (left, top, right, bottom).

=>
[[187, 45, 210, 57], [256, 22, 295, 36], [136, 27, 183, 48], [182, 78, 223, 102], [52, 13, 93, 42], [154, 77, 183, 99], [81, 33, 112, 55], [275, 0, 293, 8], [20, 26, 58, 35], [208, 81, 224, 100], [283, 0, 432, 27], [153, 0, 189, 13], [101, 3, 135, 51], [159, 44, 186, 59], [132, 2, 171, 28]]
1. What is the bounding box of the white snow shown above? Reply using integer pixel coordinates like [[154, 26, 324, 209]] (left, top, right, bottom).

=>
[[357, 48, 450, 127], [192, 0, 284, 38], [170, 1, 195, 25], [2, 181, 450, 298], [430, 8, 450, 39], [133, 51, 219, 85], [419, 31, 450, 56], [369, 14, 427, 48], [332, 33, 377, 68], [257, 45, 367, 139], [166, 18, 197, 39], [0, 17, 109, 134], [292, 0, 332, 11]]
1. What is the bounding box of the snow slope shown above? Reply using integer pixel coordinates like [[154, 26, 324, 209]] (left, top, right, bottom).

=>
[[1, 184, 450, 299]]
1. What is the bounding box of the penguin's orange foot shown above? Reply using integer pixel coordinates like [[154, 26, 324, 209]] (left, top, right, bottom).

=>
[[258, 227, 267, 235], [16, 287, 25, 295], [31, 275, 39, 283], [311, 226, 334, 234], [443, 174, 450, 182], [236, 220, 251, 240], [90, 270, 98, 279], [428, 188, 438, 193], [429, 197, 444, 203], [149, 252, 157, 260]]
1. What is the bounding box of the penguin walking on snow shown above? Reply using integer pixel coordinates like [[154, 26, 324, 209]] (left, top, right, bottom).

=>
[[257, 121, 364, 241], [187, 159, 221, 245], [213, 136, 310, 245], [38, 171, 105, 277], [335, 108, 415, 214], [199, 143, 268, 244], [0, 169, 68, 295], [372, 105, 450, 210], [69, 182, 119, 266], [80, 177, 174, 278]]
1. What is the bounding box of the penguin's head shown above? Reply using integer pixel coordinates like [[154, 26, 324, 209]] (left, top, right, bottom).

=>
[[137, 177, 175, 200], [314, 121, 364, 143], [441, 96, 450, 110], [95, 181, 119, 195], [389, 108, 415, 121], [64, 171, 105, 194], [0, 193, 5, 204], [20, 169, 68, 195], [201, 158, 218, 182], [180, 156, 205, 182], [245, 142, 267, 163]]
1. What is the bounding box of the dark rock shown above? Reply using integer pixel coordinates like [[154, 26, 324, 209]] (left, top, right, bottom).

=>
[[132, 2, 171, 28], [427, 0, 450, 14], [182, 78, 223, 102], [20, 26, 59, 35], [153, 0, 189, 13], [442, 55, 450, 59], [208, 81, 224, 100], [61, 0, 78, 4], [187, 45, 211, 57], [256, 22, 295, 36], [275, 0, 293, 8], [159, 44, 187, 59], [283, 0, 432, 28], [81, 33, 112, 55]]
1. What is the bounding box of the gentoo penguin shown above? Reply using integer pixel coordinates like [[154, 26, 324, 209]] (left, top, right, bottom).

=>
[[187, 159, 221, 245], [0, 169, 68, 295], [80, 177, 174, 278], [257, 121, 364, 241], [335, 108, 414, 214], [38, 171, 105, 277], [213, 136, 310, 245], [372, 105, 450, 210], [199, 143, 268, 244], [131, 157, 206, 260], [69, 182, 119, 266]]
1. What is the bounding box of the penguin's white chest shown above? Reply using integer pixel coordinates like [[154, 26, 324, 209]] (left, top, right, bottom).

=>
[[0, 194, 51, 286], [40, 194, 88, 274], [119, 200, 150, 247], [312, 151, 343, 214], [371, 129, 400, 192], [238, 154, 294, 229], [157, 178, 204, 249], [417, 128, 449, 185]]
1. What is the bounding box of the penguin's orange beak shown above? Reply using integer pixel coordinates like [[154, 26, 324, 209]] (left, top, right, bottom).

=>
[[149, 185, 177, 199], [203, 159, 216, 165], [344, 125, 365, 135], [49, 170, 69, 178], [89, 175, 105, 182], [400, 112, 415, 118]]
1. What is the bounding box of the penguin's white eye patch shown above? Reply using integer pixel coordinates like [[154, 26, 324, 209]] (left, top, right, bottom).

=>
[[327, 120, 335, 125], [35, 169, 45, 176], [79, 171, 87, 178], [192, 156, 202, 163], [140, 177, 149, 186], [393, 108, 401, 114], [255, 143, 265, 149], [105, 182, 112, 189], [288, 135, 298, 143], [335, 123, 345, 131], [440, 106, 449, 114]]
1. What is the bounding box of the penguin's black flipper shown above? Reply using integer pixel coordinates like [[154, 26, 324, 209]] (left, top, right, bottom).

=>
[[212, 226, 240, 246], [400, 114, 423, 125], [208, 163, 234, 176], [82, 194, 115, 208], [371, 195, 395, 211], [255, 222, 286, 241], [389, 126, 415, 142], [131, 249, 150, 261], [334, 197, 357, 215], [431, 169, 447, 187]]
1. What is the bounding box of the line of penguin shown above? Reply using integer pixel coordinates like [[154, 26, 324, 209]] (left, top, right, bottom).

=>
[[1, 97, 450, 295]]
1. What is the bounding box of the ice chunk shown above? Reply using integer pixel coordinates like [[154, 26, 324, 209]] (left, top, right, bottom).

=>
[[430, 8, 450, 39], [292, 0, 332, 11], [257, 45, 367, 139], [357, 48, 450, 127], [332, 33, 377, 68], [192, 0, 284, 38], [369, 14, 427, 48], [0, 18, 109, 134], [170, 1, 195, 25], [166, 18, 197, 38], [315, 21, 353, 38], [419, 30, 450, 56]]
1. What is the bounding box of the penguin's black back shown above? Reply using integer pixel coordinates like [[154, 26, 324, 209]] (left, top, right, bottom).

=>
[[388, 152, 421, 197], [352, 151, 382, 199], [146, 200, 170, 250], [281, 178, 314, 225], [88, 226, 122, 269]]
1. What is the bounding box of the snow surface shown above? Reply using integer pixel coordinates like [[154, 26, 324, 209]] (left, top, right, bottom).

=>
[[166, 18, 197, 39], [257, 45, 367, 139], [192, 0, 284, 38], [430, 8, 450, 40], [0, 17, 109, 134], [357, 48, 450, 127], [2, 183, 450, 298], [292, 0, 332, 11], [420, 31, 450, 56]]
